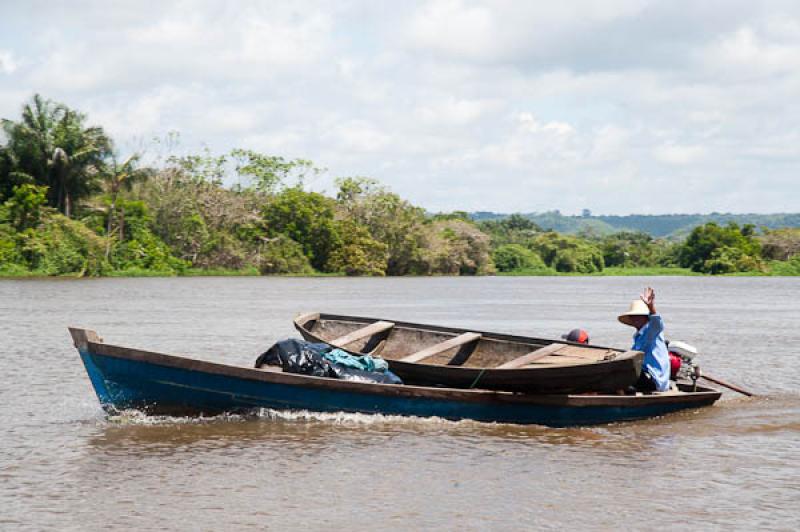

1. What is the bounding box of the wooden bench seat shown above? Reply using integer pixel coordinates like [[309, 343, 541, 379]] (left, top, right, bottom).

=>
[[496, 343, 565, 369], [330, 321, 395, 348], [400, 332, 481, 363]]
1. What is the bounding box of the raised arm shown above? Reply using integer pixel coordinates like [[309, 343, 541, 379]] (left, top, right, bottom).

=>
[[640, 287, 657, 315], [640, 287, 663, 341]]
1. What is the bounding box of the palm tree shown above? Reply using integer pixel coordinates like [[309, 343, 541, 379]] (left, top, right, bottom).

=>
[[102, 152, 152, 256], [1, 94, 110, 216]]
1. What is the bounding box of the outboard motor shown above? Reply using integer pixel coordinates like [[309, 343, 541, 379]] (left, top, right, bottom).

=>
[[668, 340, 701, 390]]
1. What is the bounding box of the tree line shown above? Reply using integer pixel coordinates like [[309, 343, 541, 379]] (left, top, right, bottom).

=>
[[1, 95, 799, 277]]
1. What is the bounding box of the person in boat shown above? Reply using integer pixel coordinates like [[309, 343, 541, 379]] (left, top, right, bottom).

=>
[[618, 287, 670, 392], [561, 328, 590, 344]]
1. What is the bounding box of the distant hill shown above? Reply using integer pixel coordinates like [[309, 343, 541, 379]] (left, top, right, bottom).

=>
[[470, 211, 800, 238]]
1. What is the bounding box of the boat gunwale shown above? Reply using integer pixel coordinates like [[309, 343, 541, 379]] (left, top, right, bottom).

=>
[[72, 328, 721, 408]]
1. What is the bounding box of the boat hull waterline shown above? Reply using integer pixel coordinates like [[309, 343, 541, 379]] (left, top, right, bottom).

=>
[[71, 328, 721, 427]]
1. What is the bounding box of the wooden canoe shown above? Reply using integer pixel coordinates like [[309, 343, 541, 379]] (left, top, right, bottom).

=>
[[293, 313, 644, 394], [69, 328, 721, 427]]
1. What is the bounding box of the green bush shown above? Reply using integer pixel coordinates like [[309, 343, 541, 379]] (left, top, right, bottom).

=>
[[600, 231, 673, 268], [679, 222, 761, 273], [5, 184, 48, 231], [529, 232, 604, 273], [262, 187, 340, 271], [259, 235, 313, 275], [492, 244, 546, 272], [18, 214, 109, 276], [760, 228, 800, 261], [335, 177, 429, 275], [769, 255, 800, 275], [327, 220, 388, 276], [0, 211, 23, 267], [702, 246, 763, 274], [422, 219, 495, 275], [104, 199, 188, 274]]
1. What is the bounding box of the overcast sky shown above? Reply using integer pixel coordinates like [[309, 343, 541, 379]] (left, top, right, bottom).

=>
[[1, 1, 799, 214]]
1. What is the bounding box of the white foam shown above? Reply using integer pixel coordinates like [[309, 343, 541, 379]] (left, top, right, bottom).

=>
[[105, 409, 248, 425], [101, 407, 480, 428], [254, 407, 461, 426]]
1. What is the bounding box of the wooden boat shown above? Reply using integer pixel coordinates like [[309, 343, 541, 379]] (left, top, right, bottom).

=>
[[69, 328, 720, 427], [294, 313, 644, 394]]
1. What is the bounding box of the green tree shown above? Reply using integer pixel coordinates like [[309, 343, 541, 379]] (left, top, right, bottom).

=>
[[0, 146, 17, 203], [327, 220, 388, 276], [760, 228, 800, 261], [1, 94, 110, 216], [231, 149, 321, 192], [262, 187, 340, 271], [422, 219, 495, 275], [90, 199, 185, 273], [492, 244, 547, 272], [335, 177, 428, 275], [138, 161, 266, 269], [600, 231, 665, 268], [101, 153, 153, 256], [167, 148, 227, 185], [258, 235, 313, 275], [4, 184, 48, 231], [529, 232, 604, 273], [678, 222, 761, 273], [478, 214, 542, 248], [15, 214, 109, 276], [702, 245, 762, 274]]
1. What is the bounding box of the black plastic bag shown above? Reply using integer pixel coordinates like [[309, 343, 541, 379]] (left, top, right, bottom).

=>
[[255, 338, 403, 385], [254, 338, 333, 377]]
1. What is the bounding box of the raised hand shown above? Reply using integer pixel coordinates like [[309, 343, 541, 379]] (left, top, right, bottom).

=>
[[640, 286, 656, 314]]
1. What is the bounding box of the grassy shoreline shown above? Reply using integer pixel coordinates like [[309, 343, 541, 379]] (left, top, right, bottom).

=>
[[497, 266, 702, 276], [1, 265, 796, 279]]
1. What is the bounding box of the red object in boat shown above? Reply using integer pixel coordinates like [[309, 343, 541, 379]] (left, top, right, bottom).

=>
[[669, 352, 682, 379]]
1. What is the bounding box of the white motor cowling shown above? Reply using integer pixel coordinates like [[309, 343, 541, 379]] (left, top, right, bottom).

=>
[[668, 340, 697, 360], [668, 340, 700, 384]]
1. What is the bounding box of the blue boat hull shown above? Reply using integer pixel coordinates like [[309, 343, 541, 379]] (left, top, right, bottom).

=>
[[76, 340, 721, 427]]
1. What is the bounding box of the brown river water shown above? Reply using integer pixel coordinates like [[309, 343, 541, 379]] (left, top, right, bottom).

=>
[[1, 276, 798, 530]]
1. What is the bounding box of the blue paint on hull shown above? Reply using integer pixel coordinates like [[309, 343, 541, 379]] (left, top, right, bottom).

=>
[[78, 349, 717, 427]]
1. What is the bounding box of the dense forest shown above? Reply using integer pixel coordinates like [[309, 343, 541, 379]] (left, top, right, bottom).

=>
[[1, 95, 799, 278]]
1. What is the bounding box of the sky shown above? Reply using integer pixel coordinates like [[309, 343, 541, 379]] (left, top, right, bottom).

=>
[[1, 0, 799, 215]]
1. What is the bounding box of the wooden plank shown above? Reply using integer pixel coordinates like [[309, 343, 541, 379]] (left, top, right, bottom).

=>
[[496, 343, 565, 369], [400, 332, 481, 363], [295, 312, 320, 327], [330, 321, 395, 348]]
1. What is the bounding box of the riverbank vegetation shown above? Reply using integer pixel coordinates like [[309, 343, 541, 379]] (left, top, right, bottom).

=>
[[1, 95, 799, 278]]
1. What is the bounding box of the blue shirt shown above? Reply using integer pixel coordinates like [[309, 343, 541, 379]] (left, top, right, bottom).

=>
[[631, 314, 671, 392]]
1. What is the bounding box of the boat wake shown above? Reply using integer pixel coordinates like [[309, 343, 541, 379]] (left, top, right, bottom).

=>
[[106, 409, 250, 426], [255, 407, 461, 426], [103, 407, 488, 428]]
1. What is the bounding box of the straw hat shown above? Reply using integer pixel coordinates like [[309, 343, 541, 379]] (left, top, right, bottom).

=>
[[618, 299, 650, 326]]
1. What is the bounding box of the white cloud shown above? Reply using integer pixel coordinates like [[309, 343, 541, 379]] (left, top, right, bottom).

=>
[[699, 26, 800, 78], [323, 120, 391, 153], [406, 0, 652, 65], [517, 113, 575, 137], [0, 50, 17, 74], [414, 97, 498, 126], [590, 125, 630, 162], [653, 143, 707, 165], [1, 1, 800, 214], [408, 0, 496, 60]]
